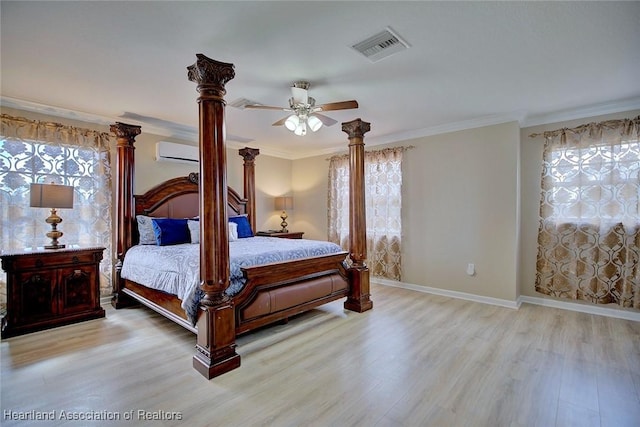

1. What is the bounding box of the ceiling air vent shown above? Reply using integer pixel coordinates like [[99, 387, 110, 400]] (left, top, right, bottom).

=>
[[351, 26, 410, 63]]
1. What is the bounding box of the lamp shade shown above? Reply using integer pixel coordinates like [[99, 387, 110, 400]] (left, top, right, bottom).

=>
[[274, 196, 293, 211], [30, 183, 74, 209], [307, 115, 323, 132], [284, 115, 300, 131]]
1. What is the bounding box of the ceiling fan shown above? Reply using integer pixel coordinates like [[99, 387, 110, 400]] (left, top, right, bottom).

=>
[[245, 81, 358, 136]]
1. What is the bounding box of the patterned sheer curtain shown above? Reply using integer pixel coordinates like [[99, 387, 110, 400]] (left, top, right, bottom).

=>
[[328, 147, 404, 280], [0, 114, 113, 303], [534, 116, 640, 309]]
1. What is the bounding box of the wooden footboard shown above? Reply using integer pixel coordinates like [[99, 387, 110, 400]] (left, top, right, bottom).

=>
[[118, 252, 350, 336], [235, 252, 349, 334]]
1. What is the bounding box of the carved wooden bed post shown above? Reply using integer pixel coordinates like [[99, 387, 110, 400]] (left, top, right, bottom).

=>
[[239, 147, 260, 232], [342, 119, 373, 313], [110, 122, 141, 309], [187, 54, 240, 379]]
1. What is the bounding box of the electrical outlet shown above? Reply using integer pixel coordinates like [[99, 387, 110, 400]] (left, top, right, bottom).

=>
[[466, 263, 475, 276]]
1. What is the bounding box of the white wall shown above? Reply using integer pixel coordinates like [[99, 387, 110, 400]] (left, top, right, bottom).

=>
[[134, 136, 291, 232], [7, 104, 638, 314], [291, 155, 331, 240], [292, 121, 521, 302], [132, 140, 296, 234], [401, 122, 520, 302]]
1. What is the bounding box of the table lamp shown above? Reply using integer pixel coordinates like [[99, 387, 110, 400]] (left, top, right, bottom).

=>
[[30, 183, 74, 249], [274, 196, 293, 233]]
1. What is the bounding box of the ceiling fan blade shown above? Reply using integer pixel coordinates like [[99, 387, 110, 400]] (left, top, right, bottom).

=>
[[291, 86, 308, 105], [313, 113, 338, 127], [245, 104, 290, 111], [272, 116, 289, 126], [316, 100, 359, 112]]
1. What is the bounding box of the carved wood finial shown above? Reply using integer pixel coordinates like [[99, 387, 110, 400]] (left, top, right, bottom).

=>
[[187, 54, 235, 98], [239, 147, 260, 164], [188, 172, 199, 184], [342, 118, 371, 140], [110, 122, 141, 145]]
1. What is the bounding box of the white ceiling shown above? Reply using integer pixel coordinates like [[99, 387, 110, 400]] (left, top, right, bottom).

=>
[[2, 1, 640, 159]]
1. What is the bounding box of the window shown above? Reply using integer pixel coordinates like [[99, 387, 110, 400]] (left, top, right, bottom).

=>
[[535, 117, 639, 308], [546, 140, 640, 227], [328, 147, 404, 280]]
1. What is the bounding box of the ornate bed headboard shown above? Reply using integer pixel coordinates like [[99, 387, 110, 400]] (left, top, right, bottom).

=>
[[134, 172, 247, 218], [132, 172, 248, 244]]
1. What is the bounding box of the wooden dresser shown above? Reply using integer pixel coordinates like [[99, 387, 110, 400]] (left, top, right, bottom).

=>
[[1, 246, 106, 338]]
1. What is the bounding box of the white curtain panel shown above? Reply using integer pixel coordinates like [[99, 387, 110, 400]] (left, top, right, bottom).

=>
[[328, 147, 404, 280]]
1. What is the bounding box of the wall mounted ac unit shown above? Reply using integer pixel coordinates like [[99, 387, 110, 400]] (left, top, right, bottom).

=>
[[155, 141, 199, 164]]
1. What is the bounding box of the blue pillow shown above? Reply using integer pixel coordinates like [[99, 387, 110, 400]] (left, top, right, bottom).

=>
[[151, 218, 190, 246], [228, 215, 253, 238]]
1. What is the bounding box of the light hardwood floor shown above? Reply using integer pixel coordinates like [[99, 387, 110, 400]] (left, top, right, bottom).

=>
[[1, 284, 639, 427]]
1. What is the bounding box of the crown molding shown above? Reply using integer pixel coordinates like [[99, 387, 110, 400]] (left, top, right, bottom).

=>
[[521, 97, 640, 128], [1, 96, 197, 139], [2, 96, 115, 127], [367, 111, 527, 147], [0, 96, 295, 158], [292, 97, 640, 159], [288, 112, 527, 160], [224, 140, 294, 160], [5, 95, 639, 161]]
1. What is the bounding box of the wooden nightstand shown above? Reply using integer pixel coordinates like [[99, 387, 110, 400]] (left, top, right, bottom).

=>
[[1, 246, 106, 338], [256, 231, 305, 239]]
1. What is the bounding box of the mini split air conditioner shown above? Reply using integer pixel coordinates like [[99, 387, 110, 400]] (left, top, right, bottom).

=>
[[155, 141, 199, 164]]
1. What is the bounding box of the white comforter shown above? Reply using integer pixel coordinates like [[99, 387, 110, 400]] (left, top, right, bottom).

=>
[[121, 236, 344, 322]]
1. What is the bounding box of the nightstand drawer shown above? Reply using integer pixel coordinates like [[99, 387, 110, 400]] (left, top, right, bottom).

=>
[[1, 248, 102, 271]]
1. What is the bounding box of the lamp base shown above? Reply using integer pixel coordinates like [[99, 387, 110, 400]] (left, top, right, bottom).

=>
[[280, 211, 288, 233], [45, 208, 65, 250]]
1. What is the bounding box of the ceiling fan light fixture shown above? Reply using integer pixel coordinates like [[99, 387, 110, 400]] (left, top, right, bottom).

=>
[[294, 121, 307, 136], [284, 114, 299, 131], [247, 80, 358, 135], [307, 115, 322, 132]]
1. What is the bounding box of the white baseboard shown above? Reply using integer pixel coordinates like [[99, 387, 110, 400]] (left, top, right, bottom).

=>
[[371, 277, 521, 310], [371, 277, 640, 322], [518, 295, 640, 322]]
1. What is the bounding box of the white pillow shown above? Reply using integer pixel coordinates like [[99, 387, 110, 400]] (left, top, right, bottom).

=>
[[187, 220, 237, 243], [188, 220, 199, 244], [228, 222, 238, 242], [137, 215, 160, 245]]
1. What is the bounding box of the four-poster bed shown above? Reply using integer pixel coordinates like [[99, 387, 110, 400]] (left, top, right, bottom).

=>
[[110, 54, 372, 379]]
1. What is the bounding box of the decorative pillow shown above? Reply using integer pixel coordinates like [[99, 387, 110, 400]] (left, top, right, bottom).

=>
[[187, 220, 237, 243], [188, 219, 200, 244], [228, 222, 238, 242], [229, 214, 253, 238], [151, 218, 190, 246], [136, 215, 161, 245]]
